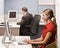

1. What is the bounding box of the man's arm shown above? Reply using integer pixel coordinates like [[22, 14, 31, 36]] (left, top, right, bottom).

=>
[[17, 19, 26, 25]]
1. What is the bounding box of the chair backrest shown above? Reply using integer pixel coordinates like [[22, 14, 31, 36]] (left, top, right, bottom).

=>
[[46, 41, 57, 48], [30, 14, 41, 35]]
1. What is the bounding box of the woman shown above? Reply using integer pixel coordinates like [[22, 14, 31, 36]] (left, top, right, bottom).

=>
[[24, 9, 57, 48]]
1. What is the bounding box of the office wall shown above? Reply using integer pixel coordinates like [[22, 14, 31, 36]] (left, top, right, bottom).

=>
[[38, 5, 55, 14], [0, 0, 4, 14], [4, 0, 38, 14], [4, 0, 55, 23], [0, 0, 55, 22], [0, 0, 4, 22]]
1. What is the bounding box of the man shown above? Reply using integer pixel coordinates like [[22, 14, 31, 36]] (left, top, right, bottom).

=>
[[17, 7, 33, 36]]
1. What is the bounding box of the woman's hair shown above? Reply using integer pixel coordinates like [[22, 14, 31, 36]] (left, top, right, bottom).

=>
[[43, 9, 57, 26]]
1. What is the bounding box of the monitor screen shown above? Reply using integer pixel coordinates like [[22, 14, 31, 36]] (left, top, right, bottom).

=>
[[9, 12, 16, 18]]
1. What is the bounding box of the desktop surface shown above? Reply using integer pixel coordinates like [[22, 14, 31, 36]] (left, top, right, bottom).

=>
[[0, 36, 32, 48]]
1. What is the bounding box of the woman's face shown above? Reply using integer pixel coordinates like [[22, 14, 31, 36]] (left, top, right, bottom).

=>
[[42, 12, 49, 21]]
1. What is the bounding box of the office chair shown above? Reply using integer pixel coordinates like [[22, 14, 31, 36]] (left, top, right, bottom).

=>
[[30, 14, 41, 36]]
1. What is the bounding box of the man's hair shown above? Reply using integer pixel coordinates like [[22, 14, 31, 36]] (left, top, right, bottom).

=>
[[22, 7, 28, 12]]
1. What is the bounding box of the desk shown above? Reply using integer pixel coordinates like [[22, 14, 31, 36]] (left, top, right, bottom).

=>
[[0, 36, 32, 48], [0, 24, 20, 36], [0, 22, 45, 36]]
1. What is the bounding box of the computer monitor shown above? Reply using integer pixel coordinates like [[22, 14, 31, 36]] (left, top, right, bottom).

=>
[[8, 10, 18, 22]]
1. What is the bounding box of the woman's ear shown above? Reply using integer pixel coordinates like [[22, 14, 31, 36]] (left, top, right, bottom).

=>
[[51, 17, 55, 21], [47, 15, 50, 19]]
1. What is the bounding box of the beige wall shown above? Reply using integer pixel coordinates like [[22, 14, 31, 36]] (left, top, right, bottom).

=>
[[0, 14, 4, 23], [55, 0, 60, 48]]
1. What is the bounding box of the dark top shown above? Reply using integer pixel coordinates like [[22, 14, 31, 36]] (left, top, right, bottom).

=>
[[17, 12, 33, 35]]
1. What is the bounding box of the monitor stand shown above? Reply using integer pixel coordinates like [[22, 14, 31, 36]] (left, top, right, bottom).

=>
[[2, 20, 16, 44]]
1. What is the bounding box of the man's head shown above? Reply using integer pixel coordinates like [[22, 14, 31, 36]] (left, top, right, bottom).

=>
[[22, 7, 28, 15]]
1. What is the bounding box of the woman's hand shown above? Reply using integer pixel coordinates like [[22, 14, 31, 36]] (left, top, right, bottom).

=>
[[24, 39, 32, 44]]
